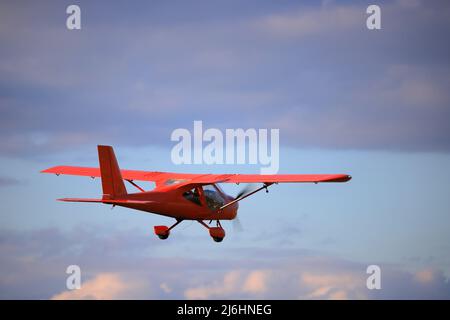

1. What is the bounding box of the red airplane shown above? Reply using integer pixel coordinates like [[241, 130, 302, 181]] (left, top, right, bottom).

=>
[[41, 145, 351, 242]]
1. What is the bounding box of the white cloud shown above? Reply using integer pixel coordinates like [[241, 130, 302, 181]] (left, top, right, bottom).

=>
[[51, 273, 149, 300], [300, 271, 367, 300], [182, 264, 372, 300], [160, 282, 172, 294], [52, 273, 128, 300], [2, 220, 450, 300], [184, 270, 242, 299]]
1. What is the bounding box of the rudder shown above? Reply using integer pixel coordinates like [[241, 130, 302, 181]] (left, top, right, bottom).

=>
[[98, 145, 127, 199]]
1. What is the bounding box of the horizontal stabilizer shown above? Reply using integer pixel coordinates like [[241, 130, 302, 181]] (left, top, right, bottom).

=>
[[58, 198, 103, 203], [58, 198, 153, 205]]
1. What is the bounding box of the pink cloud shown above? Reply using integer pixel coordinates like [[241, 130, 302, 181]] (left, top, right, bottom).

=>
[[51, 273, 148, 300], [243, 270, 270, 294], [414, 269, 436, 284]]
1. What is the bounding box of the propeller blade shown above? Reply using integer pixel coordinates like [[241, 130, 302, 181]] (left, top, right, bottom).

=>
[[220, 183, 272, 211], [235, 183, 258, 199], [232, 216, 243, 233]]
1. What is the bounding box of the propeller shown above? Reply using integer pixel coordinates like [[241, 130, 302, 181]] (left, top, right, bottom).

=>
[[220, 183, 272, 232], [232, 216, 243, 232], [235, 183, 258, 199], [230, 184, 257, 232]]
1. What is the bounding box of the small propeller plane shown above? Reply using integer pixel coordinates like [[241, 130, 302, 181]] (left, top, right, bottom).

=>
[[41, 145, 351, 242]]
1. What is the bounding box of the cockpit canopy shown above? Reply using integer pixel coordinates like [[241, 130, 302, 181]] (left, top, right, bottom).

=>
[[183, 184, 227, 210]]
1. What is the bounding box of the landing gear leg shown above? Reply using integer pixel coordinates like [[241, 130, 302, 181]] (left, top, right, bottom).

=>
[[198, 220, 226, 242]]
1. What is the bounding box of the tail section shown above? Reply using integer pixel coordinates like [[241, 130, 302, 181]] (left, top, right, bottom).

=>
[[98, 145, 127, 199]]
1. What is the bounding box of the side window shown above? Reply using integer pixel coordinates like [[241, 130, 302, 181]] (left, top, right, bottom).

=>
[[183, 188, 202, 206]]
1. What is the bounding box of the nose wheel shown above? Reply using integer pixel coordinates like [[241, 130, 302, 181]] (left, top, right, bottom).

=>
[[212, 235, 224, 242], [198, 220, 226, 242]]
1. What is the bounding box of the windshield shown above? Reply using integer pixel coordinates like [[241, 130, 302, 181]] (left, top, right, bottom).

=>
[[203, 184, 226, 210]]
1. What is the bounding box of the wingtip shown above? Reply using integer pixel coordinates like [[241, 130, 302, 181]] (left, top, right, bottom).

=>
[[328, 174, 352, 182], [41, 166, 59, 174], [340, 174, 352, 182]]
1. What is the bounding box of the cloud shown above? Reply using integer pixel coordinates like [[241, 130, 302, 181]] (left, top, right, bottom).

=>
[[0, 177, 21, 187], [160, 282, 172, 294], [300, 271, 366, 299], [242, 270, 269, 294], [1, 226, 450, 299], [184, 269, 270, 299], [182, 263, 368, 300], [185, 270, 242, 299], [414, 269, 435, 284], [51, 273, 142, 300], [256, 5, 362, 38], [183, 262, 450, 300], [1, 1, 450, 157]]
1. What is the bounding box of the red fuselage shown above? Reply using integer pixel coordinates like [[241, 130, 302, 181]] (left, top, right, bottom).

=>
[[109, 183, 238, 221]]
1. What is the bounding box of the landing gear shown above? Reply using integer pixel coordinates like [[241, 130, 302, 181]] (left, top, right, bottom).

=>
[[153, 219, 183, 240], [153, 219, 226, 242], [198, 220, 226, 243]]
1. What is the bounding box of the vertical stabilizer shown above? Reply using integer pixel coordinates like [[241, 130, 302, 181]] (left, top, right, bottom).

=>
[[97, 145, 127, 199]]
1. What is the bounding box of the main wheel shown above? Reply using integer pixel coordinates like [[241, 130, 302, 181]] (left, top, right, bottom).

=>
[[154, 226, 170, 240], [212, 236, 224, 242], [157, 234, 169, 240]]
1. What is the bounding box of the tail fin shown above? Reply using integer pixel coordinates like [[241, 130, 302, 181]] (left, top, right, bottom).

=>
[[97, 145, 127, 199]]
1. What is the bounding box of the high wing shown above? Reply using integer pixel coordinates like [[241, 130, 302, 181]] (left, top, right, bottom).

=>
[[41, 166, 164, 182], [41, 166, 227, 188], [41, 166, 351, 190], [217, 174, 351, 183]]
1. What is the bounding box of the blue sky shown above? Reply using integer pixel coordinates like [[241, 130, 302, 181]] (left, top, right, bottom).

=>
[[1, 0, 450, 299]]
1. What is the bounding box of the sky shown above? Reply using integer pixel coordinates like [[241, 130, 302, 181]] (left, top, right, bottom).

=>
[[1, 0, 450, 299]]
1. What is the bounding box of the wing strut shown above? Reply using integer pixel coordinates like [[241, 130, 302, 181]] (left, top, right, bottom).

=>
[[219, 183, 273, 210], [126, 179, 146, 192]]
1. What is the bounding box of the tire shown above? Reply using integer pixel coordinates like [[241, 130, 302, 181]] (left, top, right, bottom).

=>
[[157, 234, 169, 240]]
